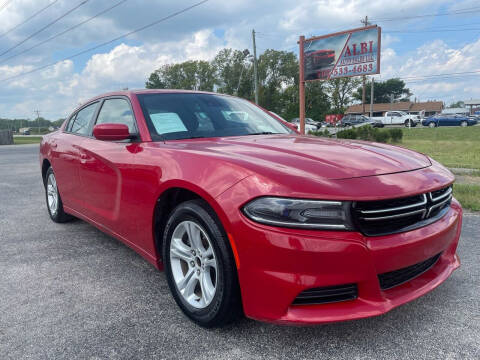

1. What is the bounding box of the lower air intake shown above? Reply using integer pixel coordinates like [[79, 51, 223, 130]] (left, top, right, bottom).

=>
[[292, 284, 358, 305], [378, 253, 441, 290]]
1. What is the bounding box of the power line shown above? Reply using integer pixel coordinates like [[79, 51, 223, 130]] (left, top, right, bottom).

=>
[[0, 1, 59, 40], [0, 0, 14, 13], [385, 27, 480, 34], [371, 6, 480, 22], [0, 0, 129, 65], [0, 0, 210, 83], [0, 0, 90, 58], [400, 70, 480, 80]]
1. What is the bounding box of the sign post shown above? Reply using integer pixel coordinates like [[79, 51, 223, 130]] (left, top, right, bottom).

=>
[[299, 35, 306, 135]]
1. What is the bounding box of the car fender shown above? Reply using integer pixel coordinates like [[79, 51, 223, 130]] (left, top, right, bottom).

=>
[[152, 176, 251, 237]]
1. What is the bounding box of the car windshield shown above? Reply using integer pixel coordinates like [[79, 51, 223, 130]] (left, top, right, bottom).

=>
[[137, 93, 291, 141]]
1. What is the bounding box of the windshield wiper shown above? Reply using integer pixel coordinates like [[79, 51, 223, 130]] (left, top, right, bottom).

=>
[[180, 135, 205, 140], [246, 132, 280, 135]]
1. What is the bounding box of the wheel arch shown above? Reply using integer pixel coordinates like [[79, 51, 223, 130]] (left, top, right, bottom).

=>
[[41, 159, 51, 186], [152, 182, 232, 263]]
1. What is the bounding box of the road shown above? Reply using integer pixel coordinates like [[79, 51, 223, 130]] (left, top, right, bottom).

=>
[[1, 144, 479, 360]]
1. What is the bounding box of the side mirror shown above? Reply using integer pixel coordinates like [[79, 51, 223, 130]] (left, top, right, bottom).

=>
[[93, 123, 130, 141]]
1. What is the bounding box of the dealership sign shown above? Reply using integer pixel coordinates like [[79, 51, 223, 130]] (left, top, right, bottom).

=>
[[303, 25, 381, 81]]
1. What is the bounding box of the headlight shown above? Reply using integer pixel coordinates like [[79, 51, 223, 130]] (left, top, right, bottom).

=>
[[242, 197, 354, 230]]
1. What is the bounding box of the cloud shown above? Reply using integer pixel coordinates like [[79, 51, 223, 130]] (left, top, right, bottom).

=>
[[0, 0, 476, 118], [376, 37, 480, 103]]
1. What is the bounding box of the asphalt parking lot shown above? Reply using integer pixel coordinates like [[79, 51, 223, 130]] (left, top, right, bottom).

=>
[[1, 144, 479, 360]]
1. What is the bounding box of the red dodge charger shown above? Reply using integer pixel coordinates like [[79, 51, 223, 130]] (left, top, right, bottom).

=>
[[39, 90, 462, 327]]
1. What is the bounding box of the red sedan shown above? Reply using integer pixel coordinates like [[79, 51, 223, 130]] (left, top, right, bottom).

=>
[[39, 90, 462, 327]]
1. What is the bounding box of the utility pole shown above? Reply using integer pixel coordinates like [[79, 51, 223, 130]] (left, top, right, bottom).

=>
[[299, 35, 306, 135], [370, 77, 374, 117], [361, 16, 369, 114], [252, 29, 259, 105], [34, 109, 41, 135]]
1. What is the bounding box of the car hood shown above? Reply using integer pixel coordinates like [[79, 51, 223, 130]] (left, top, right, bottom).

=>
[[161, 134, 431, 180]]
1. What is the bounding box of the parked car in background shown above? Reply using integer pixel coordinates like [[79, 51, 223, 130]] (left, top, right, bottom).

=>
[[40, 89, 462, 328], [340, 114, 383, 128], [422, 114, 478, 127], [291, 117, 319, 132], [372, 111, 420, 127], [291, 120, 318, 133], [291, 117, 320, 128], [267, 111, 299, 133]]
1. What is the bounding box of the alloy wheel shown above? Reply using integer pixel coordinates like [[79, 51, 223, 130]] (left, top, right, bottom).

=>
[[169, 220, 217, 309], [47, 173, 59, 216]]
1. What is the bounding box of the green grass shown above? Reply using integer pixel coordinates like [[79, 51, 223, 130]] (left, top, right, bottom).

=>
[[453, 184, 480, 212], [400, 126, 480, 169], [13, 136, 43, 144]]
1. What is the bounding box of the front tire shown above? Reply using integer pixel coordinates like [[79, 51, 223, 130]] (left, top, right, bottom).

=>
[[404, 119, 413, 127], [460, 121, 468, 127], [428, 122, 436, 128], [44, 167, 73, 223], [162, 199, 242, 327]]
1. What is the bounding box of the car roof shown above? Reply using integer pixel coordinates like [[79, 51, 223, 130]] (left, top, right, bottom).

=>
[[71, 89, 232, 114]]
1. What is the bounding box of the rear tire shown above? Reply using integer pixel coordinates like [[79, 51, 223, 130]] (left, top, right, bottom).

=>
[[45, 167, 73, 223], [162, 199, 242, 327], [460, 121, 468, 127]]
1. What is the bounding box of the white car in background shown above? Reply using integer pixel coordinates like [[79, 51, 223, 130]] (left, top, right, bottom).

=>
[[291, 121, 318, 133], [372, 111, 421, 127], [269, 112, 318, 133], [290, 117, 319, 133]]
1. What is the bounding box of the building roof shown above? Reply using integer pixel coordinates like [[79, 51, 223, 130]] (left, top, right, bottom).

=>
[[346, 101, 443, 114], [464, 99, 480, 106], [442, 107, 469, 114], [410, 101, 443, 112]]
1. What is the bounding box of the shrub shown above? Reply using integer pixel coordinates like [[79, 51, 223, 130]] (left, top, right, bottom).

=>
[[310, 129, 331, 137], [388, 128, 403, 142], [312, 125, 399, 144], [373, 130, 390, 143], [356, 125, 377, 141], [336, 129, 357, 139]]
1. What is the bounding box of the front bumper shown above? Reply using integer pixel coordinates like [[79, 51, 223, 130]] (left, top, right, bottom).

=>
[[225, 197, 462, 325]]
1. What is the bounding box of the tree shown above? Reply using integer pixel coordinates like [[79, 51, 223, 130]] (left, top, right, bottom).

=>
[[145, 60, 216, 91], [448, 101, 464, 108], [353, 78, 412, 103], [305, 81, 330, 121], [326, 77, 362, 113], [257, 49, 298, 114], [212, 48, 253, 98]]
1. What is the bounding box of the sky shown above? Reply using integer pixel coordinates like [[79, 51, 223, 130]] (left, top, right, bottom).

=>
[[0, 0, 479, 120]]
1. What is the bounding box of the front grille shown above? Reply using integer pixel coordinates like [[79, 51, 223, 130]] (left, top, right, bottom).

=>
[[292, 284, 358, 305], [378, 253, 441, 290], [352, 186, 452, 236]]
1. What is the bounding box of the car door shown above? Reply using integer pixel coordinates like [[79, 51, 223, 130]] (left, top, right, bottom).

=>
[[77, 97, 141, 237], [440, 115, 452, 126], [385, 112, 393, 125], [50, 102, 99, 212], [452, 115, 463, 126]]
